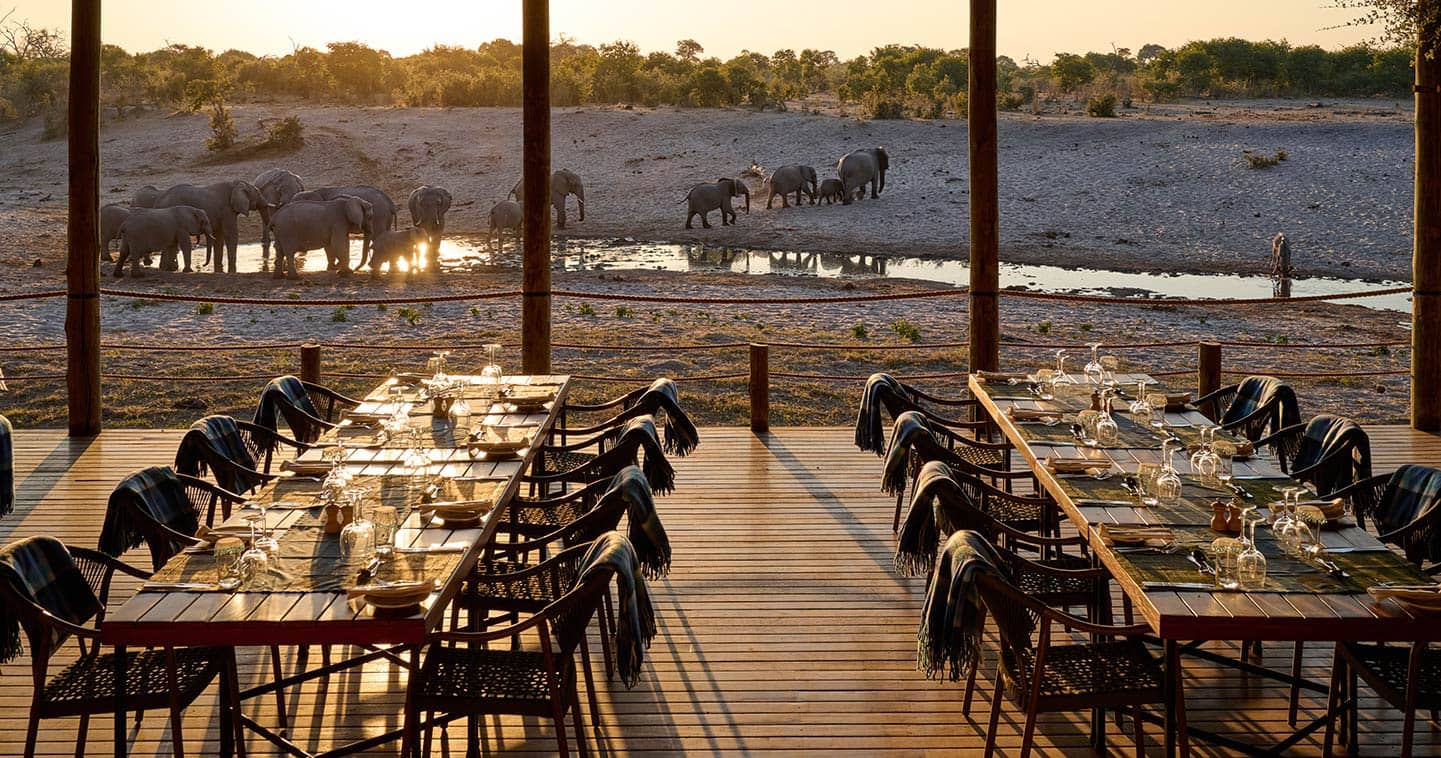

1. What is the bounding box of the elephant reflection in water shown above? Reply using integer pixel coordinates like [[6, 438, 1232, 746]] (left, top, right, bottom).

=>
[[683, 245, 745, 271], [836, 255, 889, 276], [767, 252, 819, 273]]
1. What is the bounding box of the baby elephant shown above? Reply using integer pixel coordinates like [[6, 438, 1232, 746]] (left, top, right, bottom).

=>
[[114, 206, 212, 278], [489, 200, 523, 250], [369, 227, 427, 278], [817, 178, 845, 205]]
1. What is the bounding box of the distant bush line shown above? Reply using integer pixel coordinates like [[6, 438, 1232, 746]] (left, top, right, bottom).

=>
[[0, 16, 1420, 135]]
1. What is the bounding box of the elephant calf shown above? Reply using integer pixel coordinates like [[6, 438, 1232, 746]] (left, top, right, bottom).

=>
[[489, 200, 523, 250], [114, 206, 212, 278], [684, 178, 750, 229], [765, 165, 818, 209], [369, 227, 427, 278], [509, 169, 584, 229], [100, 204, 131, 262], [817, 179, 845, 205], [269, 197, 373, 280], [408, 185, 452, 265]]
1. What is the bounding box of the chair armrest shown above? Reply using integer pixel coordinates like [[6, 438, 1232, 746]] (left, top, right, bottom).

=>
[[1040, 606, 1152, 637], [1194, 383, 1239, 410], [432, 611, 549, 643], [69, 546, 152, 581], [1220, 403, 1272, 435], [302, 381, 364, 409], [993, 521, 1088, 549], [903, 384, 976, 408], [237, 420, 313, 453]]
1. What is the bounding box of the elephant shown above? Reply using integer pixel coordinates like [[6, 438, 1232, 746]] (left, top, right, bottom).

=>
[[133, 180, 267, 272], [817, 178, 845, 205], [837, 147, 890, 204], [268, 197, 373, 280], [113, 206, 212, 278], [253, 169, 304, 262], [368, 227, 427, 278], [684, 178, 749, 229], [100, 204, 131, 262], [509, 169, 585, 229], [488, 200, 523, 250], [765, 165, 818, 209], [407, 185, 453, 264], [292, 186, 396, 266]]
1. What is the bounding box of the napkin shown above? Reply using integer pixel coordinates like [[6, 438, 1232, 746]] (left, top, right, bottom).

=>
[[975, 370, 1030, 383], [1046, 457, 1102, 474], [1098, 523, 1176, 546], [1009, 407, 1061, 422]]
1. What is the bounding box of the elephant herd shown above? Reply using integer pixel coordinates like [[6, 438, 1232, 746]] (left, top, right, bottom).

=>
[[683, 146, 890, 229]]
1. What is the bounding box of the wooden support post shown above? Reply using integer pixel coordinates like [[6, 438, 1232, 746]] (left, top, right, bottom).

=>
[[520, 0, 552, 374], [1198, 342, 1222, 419], [65, 0, 102, 436], [300, 344, 321, 385], [967, 0, 1000, 374], [749, 343, 769, 434], [1414, 8, 1441, 431]]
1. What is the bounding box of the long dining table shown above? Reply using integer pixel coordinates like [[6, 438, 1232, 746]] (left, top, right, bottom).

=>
[[100, 373, 571, 757], [969, 372, 1440, 757]]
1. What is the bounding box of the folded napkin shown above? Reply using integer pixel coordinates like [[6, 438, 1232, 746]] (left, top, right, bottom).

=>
[[1046, 457, 1102, 474], [1008, 407, 1060, 422], [346, 579, 435, 600], [1164, 392, 1193, 410], [194, 524, 254, 544], [975, 370, 1030, 384], [1098, 523, 1175, 546], [342, 410, 393, 422], [141, 582, 218, 592], [281, 459, 334, 476], [1296, 499, 1347, 521]]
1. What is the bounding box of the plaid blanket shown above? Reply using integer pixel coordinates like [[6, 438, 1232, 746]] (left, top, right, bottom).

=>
[[630, 378, 699, 457], [855, 373, 911, 455], [0, 536, 103, 664], [1295, 414, 1372, 496], [604, 465, 672, 578], [0, 414, 11, 517], [882, 411, 934, 496], [1224, 376, 1301, 438], [897, 461, 984, 576], [254, 375, 324, 443], [577, 531, 657, 689], [99, 466, 198, 561], [175, 415, 263, 494], [1376, 464, 1441, 564], [615, 416, 676, 495], [917, 530, 1008, 682]]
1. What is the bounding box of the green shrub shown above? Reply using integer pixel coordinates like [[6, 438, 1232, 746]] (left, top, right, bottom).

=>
[[578, 303, 595, 316], [331, 307, 348, 322], [195, 302, 215, 315], [890, 318, 921, 343], [851, 323, 869, 341], [615, 306, 634, 319], [263, 116, 304, 150], [1086, 93, 1117, 118], [1036, 320, 1052, 335], [862, 91, 904, 120], [397, 306, 422, 326], [1079, 323, 1093, 332], [205, 103, 236, 151], [1243, 150, 1286, 169]]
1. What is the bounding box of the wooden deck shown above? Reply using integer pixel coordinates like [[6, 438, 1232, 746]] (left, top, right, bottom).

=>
[[3, 425, 1441, 756]]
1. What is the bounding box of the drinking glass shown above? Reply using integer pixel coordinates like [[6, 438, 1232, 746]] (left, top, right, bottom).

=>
[[1094, 409, 1120, 447], [427, 350, 451, 385], [481, 343, 504, 384], [1211, 542, 1242, 590], [245, 510, 278, 554], [1083, 343, 1104, 384], [1034, 369, 1056, 401], [1273, 486, 1301, 536], [1054, 350, 1076, 384], [1145, 393, 1169, 434], [339, 489, 375, 561], [1236, 509, 1268, 589], [1100, 355, 1120, 389], [214, 537, 245, 591], [1075, 411, 1099, 447], [1156, 438, 1184, 503], [1129, 381, 1152, 414], [1135, 463, 1162, 507], [372, 505, 399, 559], [238, 520, 272, 590]]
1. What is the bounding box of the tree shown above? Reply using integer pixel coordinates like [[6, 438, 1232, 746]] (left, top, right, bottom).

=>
[[326, 41, 395, 102], [1137, 43, 1167, 66], [676, 39, 703, 62], [1175, 45, 1217, 94], [1051, 53, 1095, 93]]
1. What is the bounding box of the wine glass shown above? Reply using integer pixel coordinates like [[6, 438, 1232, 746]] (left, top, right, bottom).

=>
[[481, 343, 504, 385], [245, 508, 278, 554], [339, 489, 375, 561], [1135, 462, 1162, 507], [1192, 426, 1221, 483], [372, 505, 399, 559], [1094, 394, 1120, 447], [1099, 355, 1120, 389], [1156, 438, 1184, 503], [1273, 486, 1301, 540], [238, 520, 272, 590], [1083, 343, 1104, 384], [1236, 508, 1268, 589], [1053, 350, 1076, 384], [214, 537, 245, 591]]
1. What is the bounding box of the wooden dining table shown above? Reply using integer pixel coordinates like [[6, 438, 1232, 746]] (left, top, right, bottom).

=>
[[100, 374, 570, 757], [969, 372, 1441, 757]]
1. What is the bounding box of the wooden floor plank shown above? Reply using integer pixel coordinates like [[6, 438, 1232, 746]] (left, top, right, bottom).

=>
[[0, 425, 1438, 755]]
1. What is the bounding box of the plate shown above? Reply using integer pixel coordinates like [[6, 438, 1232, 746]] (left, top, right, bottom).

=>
[[1368, 585, 1441, 614], [351, 580, 435, 609]]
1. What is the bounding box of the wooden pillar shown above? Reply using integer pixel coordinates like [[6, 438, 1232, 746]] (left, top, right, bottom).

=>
[[1197, 342, 1222, 417], [66, 0, 102, 436], [520, 0, 552, 374], [749, 343, 769, 434], [300, 343, 321, 384], [1414, 7, 1441, 431], [967, 0, 1000, 373]]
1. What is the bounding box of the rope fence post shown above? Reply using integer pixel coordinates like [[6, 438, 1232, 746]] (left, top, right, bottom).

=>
[[1197, 342, 1222, 415], [750, 343, 769, 434], [300, 343, 322, 384]]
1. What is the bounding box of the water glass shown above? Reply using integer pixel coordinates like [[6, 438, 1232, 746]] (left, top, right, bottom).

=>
[[214, 537, 245, 591], [372, 505, 399, 558], [1095, 411, 1120, 447], [1145, 393, 1169, 433], [481, 343, 504, 384], [1135, 463, 1162, 507], [1237, 508, 1268, 589], [1210, 543, 1242, 590], [237, 538, 271, 591]]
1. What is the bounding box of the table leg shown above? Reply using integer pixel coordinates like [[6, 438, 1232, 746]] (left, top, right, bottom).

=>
[[1163, 639, 1177, 758], [114, 644, 128, 757]]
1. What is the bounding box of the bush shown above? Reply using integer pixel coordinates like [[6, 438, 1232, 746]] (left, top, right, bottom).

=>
[[1086, 93, 1117, 118], [205, 103, 236, 151], [195, 302, 215, 315], [263, 116, 304, 150], [890, 318, 921, 343], [331, 307, 348, 322], [997, 91, 1025, 111], [615, 306, 634, 319], [40, 101, 66, 140], [851, 323, 868, 341], [1243, 150, 1286, 169], [861, 91, 904, 120], [397, 306, 422, 326]]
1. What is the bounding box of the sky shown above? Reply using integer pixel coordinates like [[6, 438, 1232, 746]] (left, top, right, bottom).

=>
[[8, 1, 1376, 62]]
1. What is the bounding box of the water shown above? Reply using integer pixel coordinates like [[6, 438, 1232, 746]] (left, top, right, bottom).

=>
[[222, 237, 1413, 313]]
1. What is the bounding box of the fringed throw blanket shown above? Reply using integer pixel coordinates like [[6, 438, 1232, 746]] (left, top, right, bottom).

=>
[[855, 373, 911, 455], [917, 530, 1007, 682], [881, 411, 934, 496], [0, 414, 12, 518], [614, 416, 676, 495], [577, 531, 657, 688], [630, 378, 700, 457], [1376, 465, 1441, 564], [99, 466, 198, 559], [175, 415, 265, 494], [0, 536, 104, 664], [1295, 414, 1372, 496], [896, 462, 980, 576], [254, 375, 325, 443], [1225, 376, 1301, 437], [604, 466, 672, 578]]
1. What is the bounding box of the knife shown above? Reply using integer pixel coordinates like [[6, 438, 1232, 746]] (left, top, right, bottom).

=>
[[1075, 498, 1135, 506], [1141, 581, 1215, 590]]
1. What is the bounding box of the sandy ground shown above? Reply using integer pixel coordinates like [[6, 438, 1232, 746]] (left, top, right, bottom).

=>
[[0, 100, 1419, 427]]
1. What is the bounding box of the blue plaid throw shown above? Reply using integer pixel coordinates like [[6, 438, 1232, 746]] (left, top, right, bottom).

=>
[[616, 416, 676, 495], [882, 411, 934, 496], [897, 461, 985, 576], [1224, 376, 1301, 437], [630, 378, 699, 457], [99, 466, 198, 560], [1294, 414, 1371, 496], [1376, 464, 1441, 563], [917, 530, 1008, 682], [577, 531, 657, 689], [855, 373, 910, 455], [0, 414, 12, 517], [175, 415, 263, 494], [254, 375, 324, 443], [0, 536, 103, 663], [602, 466, 672, 578]]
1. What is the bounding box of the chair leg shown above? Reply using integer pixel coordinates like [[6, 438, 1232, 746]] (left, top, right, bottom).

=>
[[1019, 705, 1039, 758], [1403, 707, 1416, 758], [553, 700, 571, 757], [598, 596, 615, 681], [963, 607, 988, 716], [1174, 661, 1190, 757], [74, 713, 89, 758], [984, 673, 1004, 758], [269, 645, 290, 734], [1288, 641, 1306, 726], [580, 635, 602, 727], [165, 649, 187, 758], [571, 686, 590, 758], [1133, 706, 1144, 757], [1324, 646, 1343, 757]]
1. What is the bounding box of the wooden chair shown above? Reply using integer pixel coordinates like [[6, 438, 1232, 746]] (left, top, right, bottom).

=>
[[403, 569, 615, 757], [0, 536, 241, 758], [975, 569, 1185, 758], [298, 379, 363, 422], [1194, 375, 1300, 442], [884, 416, 1019, 531], [1324, 641, 1441, 758], [174, 415, 309, 494], [527, 417, 674, 498], [1331, 464, 1441, 562], [1254, 414, 1371, 496]]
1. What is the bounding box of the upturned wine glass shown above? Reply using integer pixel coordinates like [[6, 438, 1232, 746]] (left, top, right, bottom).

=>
[[481, 343, 504, 384], [1083, 343, 1104, 384], [339, 488, 375, 561], [1053, 350, 1076, 384]]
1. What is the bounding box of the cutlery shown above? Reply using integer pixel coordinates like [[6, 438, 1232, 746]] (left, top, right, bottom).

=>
[[1188, 548, 1215, 575], [395, 542, 470, 554], [358, 556, 382, 582], [1075, 498, 1134, 506], [142, 582, 219, 592], [1141, 581, 1214, 590], [1115, 544, 1182, 555], [1315, 557, 1350, 578]]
